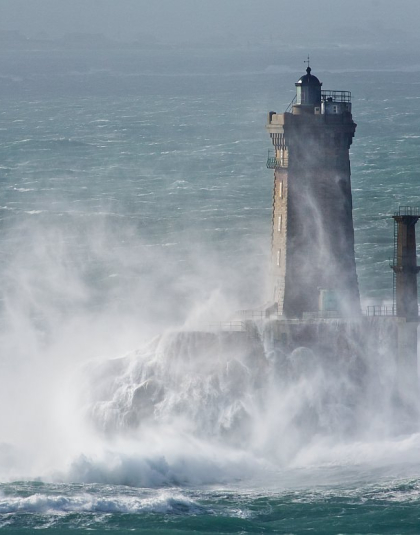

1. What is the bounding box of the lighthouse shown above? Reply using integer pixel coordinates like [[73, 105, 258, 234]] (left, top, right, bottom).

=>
[[266, 65, 360, 318]]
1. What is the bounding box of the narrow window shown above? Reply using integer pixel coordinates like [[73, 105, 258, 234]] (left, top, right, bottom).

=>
[[277, 249, 281, 267], [279, 181, 283, 198], [278, 215, 282, 232]]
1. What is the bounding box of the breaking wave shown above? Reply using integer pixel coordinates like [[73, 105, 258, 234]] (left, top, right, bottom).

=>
[[0, 488, 200, 515]]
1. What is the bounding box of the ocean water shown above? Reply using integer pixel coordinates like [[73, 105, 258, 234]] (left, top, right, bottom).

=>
[[1, 45, 420, 533]]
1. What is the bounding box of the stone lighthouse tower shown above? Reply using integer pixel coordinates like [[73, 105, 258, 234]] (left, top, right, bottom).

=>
[[266, 65, 360, 318]]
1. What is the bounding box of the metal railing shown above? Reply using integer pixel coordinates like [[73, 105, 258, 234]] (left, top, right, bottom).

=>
[[321, 90, 351, 103], [366, 305, 396, 317], [365, 304, 420, 317], [285, 95, 296, 113], [394, 206, 420, 217], [284, 91, 351, 113], [266, 149, 288, 169], [302, 311, 342, 319]]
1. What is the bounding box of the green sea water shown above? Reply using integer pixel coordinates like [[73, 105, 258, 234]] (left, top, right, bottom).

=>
[[2, 476, 420, 533]]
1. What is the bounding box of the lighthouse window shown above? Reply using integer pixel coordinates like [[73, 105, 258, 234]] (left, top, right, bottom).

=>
[[277, 249, 281, 266], [333, 105, 338, 114], [279, 181, 283, 198], [278, 215, 282, 232]]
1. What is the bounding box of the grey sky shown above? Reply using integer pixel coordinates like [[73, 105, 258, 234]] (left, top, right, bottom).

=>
[[0, 0, 420, 45]]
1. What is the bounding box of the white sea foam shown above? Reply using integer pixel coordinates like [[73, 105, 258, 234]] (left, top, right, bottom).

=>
[[0, 490, 200, 515]]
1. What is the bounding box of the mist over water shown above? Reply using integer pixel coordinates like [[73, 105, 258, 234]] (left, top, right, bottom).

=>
[[1, 45, 420, 531]]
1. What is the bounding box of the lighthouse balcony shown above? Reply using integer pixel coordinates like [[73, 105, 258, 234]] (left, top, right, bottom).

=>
[[286, 90, 352, 115], [321, 90, 352, 114], [394, 206, 420, 217], [321, 90, 351, 103], [267, 149, 288, 169]]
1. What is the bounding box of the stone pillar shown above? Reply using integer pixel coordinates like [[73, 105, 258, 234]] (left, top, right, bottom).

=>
[[391, 209, 420, 402]]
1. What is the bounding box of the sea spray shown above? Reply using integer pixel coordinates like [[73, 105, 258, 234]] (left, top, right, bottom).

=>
[[42, 318, 414, 488]]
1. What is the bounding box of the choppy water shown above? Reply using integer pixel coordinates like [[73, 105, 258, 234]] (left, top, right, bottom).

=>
[[2, 477, 420, 534], [1, 45, 420, 533]]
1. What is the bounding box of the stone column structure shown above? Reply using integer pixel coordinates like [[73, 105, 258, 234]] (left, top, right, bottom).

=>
[[391, 207, 420, 400]]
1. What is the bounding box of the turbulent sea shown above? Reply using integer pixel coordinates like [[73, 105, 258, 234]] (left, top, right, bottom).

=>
[[1, 45, 420, 533]]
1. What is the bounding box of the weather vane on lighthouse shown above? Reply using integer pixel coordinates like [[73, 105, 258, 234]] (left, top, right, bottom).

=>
[[304, 55, 311, 72]]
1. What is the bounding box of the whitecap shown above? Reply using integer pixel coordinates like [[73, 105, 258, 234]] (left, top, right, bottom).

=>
[[0, 490, 201, 515]]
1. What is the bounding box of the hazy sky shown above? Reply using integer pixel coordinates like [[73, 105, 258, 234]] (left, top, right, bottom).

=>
[[1, 0, 420, 45]]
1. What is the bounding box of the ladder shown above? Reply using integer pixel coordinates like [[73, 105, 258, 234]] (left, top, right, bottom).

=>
[[392, 218, 398, 314]]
